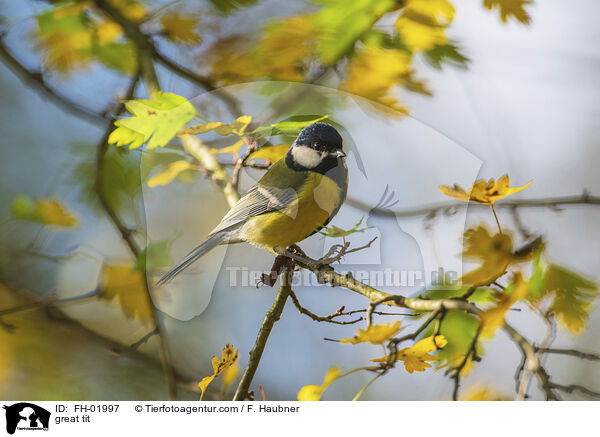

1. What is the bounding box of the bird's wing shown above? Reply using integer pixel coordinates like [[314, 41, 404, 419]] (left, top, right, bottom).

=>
[[209, 159, 309, 235]]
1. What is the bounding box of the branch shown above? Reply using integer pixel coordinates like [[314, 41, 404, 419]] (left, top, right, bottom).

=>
[[288, 290, 363, 325], [278, 246, 562, 401], [537, 347, 600, 361], [179, 135, 240, 207], [93, 73, 178, 400], [233, 264, 293, 401], [0, 32, 106, 124], [347, 191, 600, 219], [549, 383, 600, 399]]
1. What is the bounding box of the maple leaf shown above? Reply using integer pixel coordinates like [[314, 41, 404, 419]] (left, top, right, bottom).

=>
[[109, 92, 197, 149], [483, 0, 532, 24], [198, 344, 239, 400], [251, 115, 329, 138], [313, 0, 396, 64], [479, 273, 529, 337], [460, 226, 513, 286], [99, 264, 152, 322], [340, 321, 401, 345], [439, 175, 532, 205], [395, 0, 455, 52], [342, 46, 411, 113], [545, 265, 598, 334], [372, 335, 447, 373], [147, 161, 199, 187], [297, 366, 340, 401], [160, 13, 201, 44]]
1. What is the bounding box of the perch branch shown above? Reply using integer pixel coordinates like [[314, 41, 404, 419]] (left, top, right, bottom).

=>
[[233, 264, 293, 401]]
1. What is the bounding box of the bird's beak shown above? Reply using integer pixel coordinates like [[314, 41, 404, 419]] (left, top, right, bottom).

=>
[[335, 150, 346, 158]]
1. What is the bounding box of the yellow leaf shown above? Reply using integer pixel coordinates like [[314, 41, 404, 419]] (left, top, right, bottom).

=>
[[181, 116, 252, 137], [96, 20, 123, 44], [480, 273, 528, 337], [37, 199, 77, 227], [222, 362, 240, 389], [147, 161, 198, 187], [460, 226, 513, 286], [459, 384, 510, 401], [545, 265, 598, 334], [405, 0, 455, 23], [372, 335, 447, 373], [340, 321, 401, 345], [198, 344, 239, 401], [297, 366, 340, 401], [483, 0, 532, 24], [99, 264, 152, 322], [210, 139, 245, 157], [107, 0, 147, 21], [438, 174, 532, 205], [160, 13, 201, 44], [395, 0, 455, 52], [246, 145, 289, 164], [342, 47, 410, 113], [109, 92, 197, 149]]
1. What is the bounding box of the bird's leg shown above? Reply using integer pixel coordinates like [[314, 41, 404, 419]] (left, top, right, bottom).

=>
[[259, 255, 295, 287]]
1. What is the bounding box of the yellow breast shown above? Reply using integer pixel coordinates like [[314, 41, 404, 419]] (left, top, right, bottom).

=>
[[241, 172, 342, 250]]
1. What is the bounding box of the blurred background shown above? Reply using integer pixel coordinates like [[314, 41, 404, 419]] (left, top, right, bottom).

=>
[[0, 0, 599, 401]]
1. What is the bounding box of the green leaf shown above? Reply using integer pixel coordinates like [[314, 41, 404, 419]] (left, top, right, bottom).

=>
[[92, 42, 138, 74], [545, 264, 598, 334], [207, 0, 260, 15], [424, 42, 469, 70], [527, 251, 546, 300], [421, 286, 496, 304], [423, 310, 481, 369], [251, 115, 329, 139], [108, 92, 197, 149], [70, 143, 141, 214], [134, 240, 174, 271], [319, 217, 368, 238], [313, 0, 397, 64], [11, 194, 40, 220]]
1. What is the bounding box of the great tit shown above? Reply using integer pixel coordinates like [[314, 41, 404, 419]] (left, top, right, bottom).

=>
[[157, 122, 348, 285]]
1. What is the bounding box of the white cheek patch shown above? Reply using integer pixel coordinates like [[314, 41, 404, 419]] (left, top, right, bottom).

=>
[[291, 145, 325, 169]]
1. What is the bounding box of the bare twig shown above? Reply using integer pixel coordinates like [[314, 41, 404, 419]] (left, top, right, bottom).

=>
[[288, 290, 363, 325], [549, 383, 600, 399], [536, 347, 600, 361], [347, 192, 600, 219]]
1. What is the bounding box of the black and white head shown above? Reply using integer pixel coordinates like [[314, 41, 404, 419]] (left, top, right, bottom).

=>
[[286, 122, 346, 173]]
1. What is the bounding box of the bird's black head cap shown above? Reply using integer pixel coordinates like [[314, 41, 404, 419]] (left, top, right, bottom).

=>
[[295, 122, 343, 153]]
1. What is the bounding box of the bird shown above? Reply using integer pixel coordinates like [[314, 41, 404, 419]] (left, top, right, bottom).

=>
[[157, 122, 348, 285]]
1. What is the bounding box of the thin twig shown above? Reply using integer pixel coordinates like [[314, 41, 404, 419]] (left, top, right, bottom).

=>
[[288, 290, 363, 325], [536, 347, 600, 361], [346, 192, 600, 219]]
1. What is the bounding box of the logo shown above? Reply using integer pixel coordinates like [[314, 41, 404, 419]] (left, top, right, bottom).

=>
[[3, 403, 50, 435]]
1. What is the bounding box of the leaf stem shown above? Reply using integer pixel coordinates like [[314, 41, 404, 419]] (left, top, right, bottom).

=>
[[490, 203, 503, 234]]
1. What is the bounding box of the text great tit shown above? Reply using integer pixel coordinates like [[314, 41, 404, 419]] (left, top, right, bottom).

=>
[[157, 122, 348, 285]]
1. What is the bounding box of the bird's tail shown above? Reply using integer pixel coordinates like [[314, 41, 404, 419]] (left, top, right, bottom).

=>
[[157, 233, 225, 286]]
